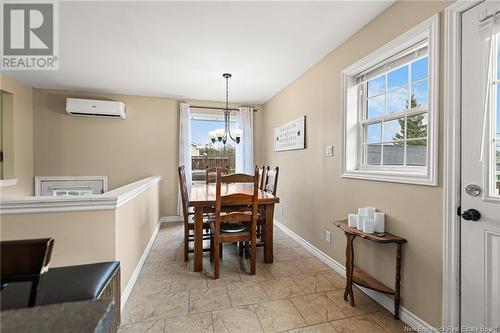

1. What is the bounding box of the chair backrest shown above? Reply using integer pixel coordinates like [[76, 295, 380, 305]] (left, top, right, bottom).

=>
[[178, 165, 190, 221], [214, 168, 259, 228], [0, 238, 54, 307], [264, 166, 279, 196], [205, 166, 229, 184], [257, 165, 266, 190]]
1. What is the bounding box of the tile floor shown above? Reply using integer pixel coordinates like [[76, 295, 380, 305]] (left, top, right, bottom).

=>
[[120, 223, 412, 333]]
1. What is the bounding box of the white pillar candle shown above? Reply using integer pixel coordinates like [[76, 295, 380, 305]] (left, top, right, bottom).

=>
[[363, 218, 375, 234], [357, 214, 365, 230], [348, 214, 358, 228], [374, 212, 385, 233], [365, 207, 376, 219], [358, 208, 367, 216]]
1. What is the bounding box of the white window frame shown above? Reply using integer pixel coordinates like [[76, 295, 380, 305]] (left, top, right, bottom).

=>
[[341, 14, 439, 186]]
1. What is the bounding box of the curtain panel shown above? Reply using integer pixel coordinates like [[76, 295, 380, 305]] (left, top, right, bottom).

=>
[[178, 103, 192, 216], [236, 107, 254, 174]]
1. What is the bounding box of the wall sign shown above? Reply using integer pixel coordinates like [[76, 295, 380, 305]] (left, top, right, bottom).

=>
[[274, 116, 306, 152]]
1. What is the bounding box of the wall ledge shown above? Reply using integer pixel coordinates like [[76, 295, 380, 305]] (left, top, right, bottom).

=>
[[0, 176, 161, 215]]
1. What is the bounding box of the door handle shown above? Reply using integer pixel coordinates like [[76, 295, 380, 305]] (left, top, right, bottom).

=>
[[461, 209, 481, 221]]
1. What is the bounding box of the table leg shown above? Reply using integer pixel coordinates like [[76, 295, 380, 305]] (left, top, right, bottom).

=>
[[344, 233, 355, 306], [193, 207, 203, 272], [264, 204, 274, 263], [394, 243, 402, 319]]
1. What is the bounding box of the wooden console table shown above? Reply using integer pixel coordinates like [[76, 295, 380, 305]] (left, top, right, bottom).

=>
[[334, 219, 407, 319]]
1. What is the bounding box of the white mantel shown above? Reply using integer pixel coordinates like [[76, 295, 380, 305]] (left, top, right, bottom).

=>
[[0, 176, 162, 215]]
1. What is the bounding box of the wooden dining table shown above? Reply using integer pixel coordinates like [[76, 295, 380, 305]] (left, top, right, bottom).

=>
[[189, 183, 280, 272]]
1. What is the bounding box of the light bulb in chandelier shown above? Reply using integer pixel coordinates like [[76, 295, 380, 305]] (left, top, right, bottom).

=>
[[233, 128, 243, 144], [208, 131, 217, 143], [214, 128, 225, 141]]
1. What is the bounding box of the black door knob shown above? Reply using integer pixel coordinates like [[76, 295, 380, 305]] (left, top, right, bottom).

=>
[[461, 209, 481, 221]]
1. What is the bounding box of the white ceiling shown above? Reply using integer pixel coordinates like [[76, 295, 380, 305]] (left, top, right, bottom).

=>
[[5, 1, 393, 104]]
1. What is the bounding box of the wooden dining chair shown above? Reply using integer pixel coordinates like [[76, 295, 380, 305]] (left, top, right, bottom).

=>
[[178, 165, 212, 261], [205, 166, 229, 184], [257, 165, 266, 190], [0, 238, 54, 307], [210, 168, 259, 279], [264, 166, 279, 195], [255, 166, 279, 248]]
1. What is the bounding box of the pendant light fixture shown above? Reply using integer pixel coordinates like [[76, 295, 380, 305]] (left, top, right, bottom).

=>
[[208, 73, 242, 145]]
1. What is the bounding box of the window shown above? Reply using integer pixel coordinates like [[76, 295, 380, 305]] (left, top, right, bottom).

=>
[[190, 113, 238, 183], [35, 176, 108, 196], [341, 15, 439, 186]]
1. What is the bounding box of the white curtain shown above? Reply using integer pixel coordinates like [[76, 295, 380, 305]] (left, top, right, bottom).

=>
[[178, 103, 192, 216], [236, 107, 254, 174]]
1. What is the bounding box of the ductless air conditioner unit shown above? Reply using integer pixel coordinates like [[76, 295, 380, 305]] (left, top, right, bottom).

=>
[[66, 98, 126, 119]]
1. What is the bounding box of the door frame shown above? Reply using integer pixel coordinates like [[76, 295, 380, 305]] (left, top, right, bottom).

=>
[[443, 0, 483, 329]]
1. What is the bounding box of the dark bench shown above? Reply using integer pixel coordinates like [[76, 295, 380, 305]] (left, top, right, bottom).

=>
[[1, 262, 121, 332]]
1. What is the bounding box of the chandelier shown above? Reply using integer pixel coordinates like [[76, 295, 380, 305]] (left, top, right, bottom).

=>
[[208, 73, 242, 145]]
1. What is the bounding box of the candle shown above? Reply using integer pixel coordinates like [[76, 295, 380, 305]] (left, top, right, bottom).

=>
[[348, 214, 358, 228], [357, 214, 365, 230], [374, 212, 385, 233], [358, 208, 367, 216], [363, 218, 375, 234], [365, 207, 376, 219]]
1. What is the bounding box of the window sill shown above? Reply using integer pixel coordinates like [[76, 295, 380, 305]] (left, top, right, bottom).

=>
[[342, 169, 437, 186], [0, 179, 18, 187]]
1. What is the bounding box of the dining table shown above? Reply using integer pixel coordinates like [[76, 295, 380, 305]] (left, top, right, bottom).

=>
[[189, 182, 280, 272]]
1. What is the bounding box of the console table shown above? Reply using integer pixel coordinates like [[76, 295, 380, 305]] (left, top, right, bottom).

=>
[[334, 219, 407, 319]]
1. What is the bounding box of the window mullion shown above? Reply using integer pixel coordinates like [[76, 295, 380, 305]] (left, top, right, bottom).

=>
[[361, 106, 428, 125]]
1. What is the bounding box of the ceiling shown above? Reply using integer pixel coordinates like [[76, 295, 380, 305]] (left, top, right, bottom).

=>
[[5, 1, 393, 104]]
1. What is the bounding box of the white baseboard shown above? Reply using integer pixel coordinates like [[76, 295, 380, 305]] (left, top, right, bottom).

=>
[[273, 219, 437, 332], [120, 221, 160, 311], [160, 215, 183, 223]]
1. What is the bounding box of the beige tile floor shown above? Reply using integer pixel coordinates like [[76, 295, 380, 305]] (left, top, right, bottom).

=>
[[120, 223, 412, 333]]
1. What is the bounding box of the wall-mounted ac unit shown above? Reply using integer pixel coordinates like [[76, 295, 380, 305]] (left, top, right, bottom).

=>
[[66, 98, 126, 119]]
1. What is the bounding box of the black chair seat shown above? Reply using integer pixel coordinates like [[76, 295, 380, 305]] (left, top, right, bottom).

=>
[[1, 261, 119, 310]]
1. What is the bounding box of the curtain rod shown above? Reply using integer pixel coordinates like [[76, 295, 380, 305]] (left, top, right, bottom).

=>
[[189, 105, 258, 112]]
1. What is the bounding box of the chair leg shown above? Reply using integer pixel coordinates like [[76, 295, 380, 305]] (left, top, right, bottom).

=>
[[210, 234, 214, 262], [238, 242, 244, 257], [244, 242, 250, 259], [219, 243, 223, 258], [213, 239, 220, 279], [250, 240, 256, 275], [184, 227, 189, 261]]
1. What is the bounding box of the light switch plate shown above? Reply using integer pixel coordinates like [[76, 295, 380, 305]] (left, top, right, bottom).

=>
[[325, 145, 334, 157], [325, 230, 331, 242]]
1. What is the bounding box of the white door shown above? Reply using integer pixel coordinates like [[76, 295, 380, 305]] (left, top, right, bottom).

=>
[[462, 1, 500, 329]]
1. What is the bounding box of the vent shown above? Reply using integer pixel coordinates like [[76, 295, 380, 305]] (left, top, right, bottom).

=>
[[66, 98, 126, 119]]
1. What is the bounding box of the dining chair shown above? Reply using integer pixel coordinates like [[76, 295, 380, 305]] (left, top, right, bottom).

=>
[[0, 238, 54, 307], [210, 168, 259, 279], [205, 166, 229, 184], [264, 166, 279, 195], [255, 166, 279, 249], [178, 165, 212, 261], [257, 165, 266, 190]]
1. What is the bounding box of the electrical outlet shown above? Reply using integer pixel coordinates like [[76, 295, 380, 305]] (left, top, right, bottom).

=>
[[325, 145, 334, 157], [325, 230, 331, 243], [280, 207, 284, 216]]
